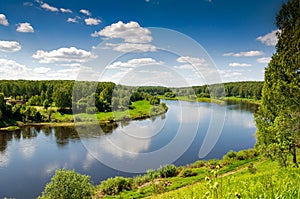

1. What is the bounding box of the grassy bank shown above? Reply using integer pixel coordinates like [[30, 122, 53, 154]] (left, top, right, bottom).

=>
[[49, 100, 167, 123], [0, 100, 167, 131], [158, 95, 225, 104], [38, 147, 300, 199], [91, 149, 259, 198], [223, 96, 261, 106], [147, 160, 299, 199]]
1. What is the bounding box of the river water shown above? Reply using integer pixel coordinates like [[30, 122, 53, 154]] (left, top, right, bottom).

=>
[[0, 100, 257, 199]]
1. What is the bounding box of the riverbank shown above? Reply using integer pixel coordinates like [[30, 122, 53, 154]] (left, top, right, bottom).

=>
[[0, 100, 168, 131], [38, 148, 300, 199], [158, 95, 260, 106]]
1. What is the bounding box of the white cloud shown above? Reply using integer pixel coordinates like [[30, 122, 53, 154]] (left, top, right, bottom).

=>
[[84, 18, 101, 26], [174, 64, 194, 70], [60, 8, 72, 13], [176, 56, 207, 67], [0, 58, 29, 78], [257, 30, 279, 46], [16, 22, 34, 33], [107, 58, 163, 69], [41, 2, 58, 12], [229, 62, 251, 67], [92, 21, 152, 43], [33, 67, 51, 74], [32, 47, 97, 63], [0, 14, 9, 26], [67, 18, 78, 23], [0, 40, 21, 52], [80, 9, 91, 16], [104, 42, 156, 52], [60, 63, 81, 67], [223, 50, 263, 57], [257, 57, 271, 64]]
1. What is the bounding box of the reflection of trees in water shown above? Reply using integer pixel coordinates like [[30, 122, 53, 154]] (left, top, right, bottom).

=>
[[76, 122, 118, 137], [22, 127, 38, 139], [54, 126, 79, 147], [225, 100, 258, 112]]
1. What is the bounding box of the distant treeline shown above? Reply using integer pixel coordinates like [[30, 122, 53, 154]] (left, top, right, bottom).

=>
[[136, 81, 263, 100], [0, 80, 263, 123]]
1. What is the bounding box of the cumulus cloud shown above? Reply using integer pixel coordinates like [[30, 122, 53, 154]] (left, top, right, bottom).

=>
[[92, 21, 152, 43], [229, 62, 251, 67], [0, 40, 21, 52], [223, 50, 263, 57], [107, 58, 163, 69], [257, 57, 271, 64], [80, 9, 91, 16], [60, 8, 72, 13], [0, 14, 9, 26], [41, 2, 58, 12], [257, 30, 279, 46], [67, 18, 78, 23], [84, 18, 101, 25], [0, 59, 29, 78], [33, 67, 51, 74], [105, 43, 156, 52], [176, 56, 207, 67], [16, 22, 34, 33], [32, 47, 97, 63]]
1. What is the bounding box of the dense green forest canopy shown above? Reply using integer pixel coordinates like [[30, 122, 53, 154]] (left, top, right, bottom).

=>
[[0, 80, 262, 124]]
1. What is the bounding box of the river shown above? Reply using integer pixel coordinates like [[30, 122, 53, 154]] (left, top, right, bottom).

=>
[[0, 100, 257, 199]]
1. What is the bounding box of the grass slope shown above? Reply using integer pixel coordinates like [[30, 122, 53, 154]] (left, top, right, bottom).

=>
[[147, 160, 300, 199]]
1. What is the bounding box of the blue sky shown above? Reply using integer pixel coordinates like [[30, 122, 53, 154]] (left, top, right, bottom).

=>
[[0, 0, 286, 85]]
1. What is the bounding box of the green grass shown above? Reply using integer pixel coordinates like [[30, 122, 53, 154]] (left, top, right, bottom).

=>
[[223, 96, 261, 106], [146, 160, 300, 199], [50, 100, 166, 124], [158, 95, 225, 104], [95, 157, 258, 199]]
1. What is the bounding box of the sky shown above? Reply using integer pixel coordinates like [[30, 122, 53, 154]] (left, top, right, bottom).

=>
[[0, 0, 287, 86]]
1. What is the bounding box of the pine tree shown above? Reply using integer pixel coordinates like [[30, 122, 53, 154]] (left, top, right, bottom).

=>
[[255, 0, 300, 166]]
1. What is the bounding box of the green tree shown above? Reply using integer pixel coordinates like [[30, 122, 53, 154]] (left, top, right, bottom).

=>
[[39, 169, 94, 199], [255, 0, 300, 166], [53, 86, 72, 109]]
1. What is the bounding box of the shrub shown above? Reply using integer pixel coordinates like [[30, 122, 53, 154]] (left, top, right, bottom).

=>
[[146, 169, 160, 180], [99, 176, 133, 195], [179, 169, 197, 177], [86, 106, 96, 114], [38, 169, 94, 199], [190, 160, 206, 168], [158, 164, 177, 178], [248, 163, 257, 174]]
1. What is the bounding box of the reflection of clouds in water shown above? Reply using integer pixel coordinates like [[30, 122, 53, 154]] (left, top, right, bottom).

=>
[[0, 151, 10, 168], [99, 130, 151, 158], [81, 101, 201, 173], [227, 109, 255, 129], [44, 162, 60, 175], [175, 102, 202, 124], [119, 117, 165, 139], [83, 153, 96, 171], [19, 139, 36, 159]]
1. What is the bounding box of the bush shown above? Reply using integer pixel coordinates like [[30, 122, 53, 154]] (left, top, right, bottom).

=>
[[158, 164, 177, 178], [189, 160, 206, 168], [248, 163, 257, 174], [99, 176, 133, 195], [86, 106, 96, 114], [38, 169, 94, 199], [179, 168, 197, 177]]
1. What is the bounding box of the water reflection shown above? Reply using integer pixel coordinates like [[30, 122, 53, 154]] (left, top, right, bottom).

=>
[[0, 100, 257, 199]]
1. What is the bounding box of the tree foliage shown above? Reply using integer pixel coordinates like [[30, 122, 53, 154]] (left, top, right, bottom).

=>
[[255, 0, 300, 166], [39, 169, 94, 199]]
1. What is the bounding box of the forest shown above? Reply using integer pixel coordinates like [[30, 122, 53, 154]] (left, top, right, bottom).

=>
[[0, 80, 263, 126]]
